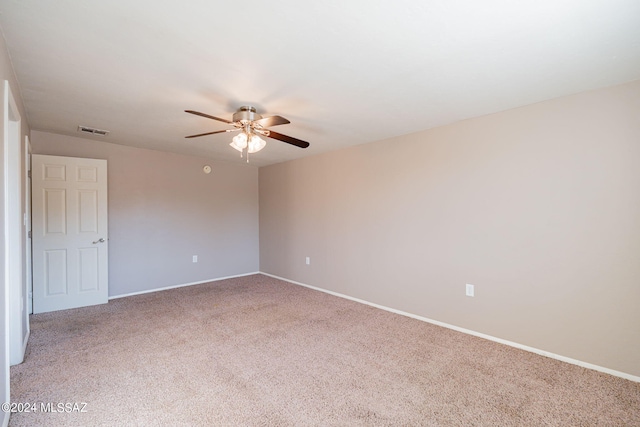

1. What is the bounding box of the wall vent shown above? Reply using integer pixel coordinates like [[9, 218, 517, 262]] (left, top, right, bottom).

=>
[[78, 126, 110, 136]]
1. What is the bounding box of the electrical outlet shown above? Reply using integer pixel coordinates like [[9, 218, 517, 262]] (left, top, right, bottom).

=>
[[192, 255, 198, 263], [305, 257, 310, 265], [466, 284, 474, 297]]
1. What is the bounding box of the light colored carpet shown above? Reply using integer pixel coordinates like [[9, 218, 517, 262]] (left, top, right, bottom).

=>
[[9, 274, 640, 426]]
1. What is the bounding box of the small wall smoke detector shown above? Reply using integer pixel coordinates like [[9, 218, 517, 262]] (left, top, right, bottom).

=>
[[78, 125, 110, 136]]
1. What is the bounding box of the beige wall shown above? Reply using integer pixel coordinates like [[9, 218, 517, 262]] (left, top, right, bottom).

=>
[[32, 131, 259, 297], [259, 79, 640, 377]]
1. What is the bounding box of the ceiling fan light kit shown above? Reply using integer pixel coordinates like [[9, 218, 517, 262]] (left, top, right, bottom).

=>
[[230, 132, 266, 154], [185, 106, 309, 162]]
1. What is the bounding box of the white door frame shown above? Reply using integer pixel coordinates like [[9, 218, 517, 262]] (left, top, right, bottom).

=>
[[4, 80, 27, 366], [25, 136, 32, 315], [0, 82, 9, 427]]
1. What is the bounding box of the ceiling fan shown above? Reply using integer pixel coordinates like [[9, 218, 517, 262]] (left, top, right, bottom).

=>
[[185, 106, 309, 161]]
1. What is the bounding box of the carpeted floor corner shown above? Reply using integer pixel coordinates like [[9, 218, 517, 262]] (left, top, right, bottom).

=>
[[8, 274, 640, 426]]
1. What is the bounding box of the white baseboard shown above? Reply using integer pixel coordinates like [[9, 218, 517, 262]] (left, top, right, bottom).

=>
[[20, 328, 29, 359], [108, 272, 260, 300], [2, 411, 8, 427], [261, 272, 640, 383]]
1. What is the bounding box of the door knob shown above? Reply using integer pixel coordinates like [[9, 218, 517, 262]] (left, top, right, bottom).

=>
[[92, 238, 106, 244]]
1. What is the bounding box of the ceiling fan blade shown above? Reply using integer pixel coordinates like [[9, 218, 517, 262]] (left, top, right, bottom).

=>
[[254, 115, 290, 128], [267, 130, 310, 148], [185, 130, 230, 138], [185, 110, 233, 124]]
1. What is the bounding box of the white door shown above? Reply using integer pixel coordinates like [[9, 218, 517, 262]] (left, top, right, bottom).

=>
[[32, 154, 108, 313]]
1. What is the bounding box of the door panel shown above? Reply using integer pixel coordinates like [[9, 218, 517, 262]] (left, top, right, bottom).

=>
[[78, 248, 99, 292], [78, 190, 98, 232], [43, 162, 66, 180], [32, 154, 108, 313], [44, 250, 67, 295], [44, 189, 66, 234]]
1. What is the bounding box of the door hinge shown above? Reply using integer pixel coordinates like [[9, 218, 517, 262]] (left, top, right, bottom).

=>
[[28, 169, 31, 178], [28, 230, 31, 239]]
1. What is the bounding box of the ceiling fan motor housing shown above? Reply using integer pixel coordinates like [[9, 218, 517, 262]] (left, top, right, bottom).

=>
[[233, 106, 262, 123]]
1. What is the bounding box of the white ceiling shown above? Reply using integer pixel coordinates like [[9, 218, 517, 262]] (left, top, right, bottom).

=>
[[1, 0, 639, 167]]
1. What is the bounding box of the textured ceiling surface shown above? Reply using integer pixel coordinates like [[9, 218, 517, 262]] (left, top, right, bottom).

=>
[[1, 0, 639, 166]]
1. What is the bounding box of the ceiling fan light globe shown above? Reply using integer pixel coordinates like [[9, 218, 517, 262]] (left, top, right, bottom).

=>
[[230, 132, 248, 151], [248, 135, 266, 153]]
